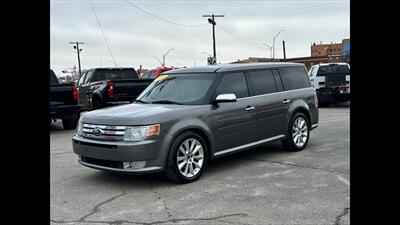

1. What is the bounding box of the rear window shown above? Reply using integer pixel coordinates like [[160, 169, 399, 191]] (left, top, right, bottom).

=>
[[247, 70, 277, 96], [279, 66, 311, 90], [317, 64, 350, 77], [50, 70, 59, 84], [92, 69, 138, 82]]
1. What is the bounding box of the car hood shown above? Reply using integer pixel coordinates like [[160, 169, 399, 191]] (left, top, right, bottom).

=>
[[81, 103, 195, 125]]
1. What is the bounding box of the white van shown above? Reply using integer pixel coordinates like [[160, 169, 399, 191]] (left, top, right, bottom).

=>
[[308, 63, 350, 105]]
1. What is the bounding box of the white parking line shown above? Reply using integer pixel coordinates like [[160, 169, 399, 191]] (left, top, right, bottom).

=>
[[337, 175, 350, 186]]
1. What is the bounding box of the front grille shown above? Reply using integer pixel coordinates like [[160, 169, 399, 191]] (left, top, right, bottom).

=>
[[82, 123, 125, 141], [81, 156, 123, 169]]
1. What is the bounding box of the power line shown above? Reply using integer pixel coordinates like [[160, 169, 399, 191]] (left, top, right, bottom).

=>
[[123, 0, 208, 27], [217, 24, 264, 49], [89, 0, 118, 66]]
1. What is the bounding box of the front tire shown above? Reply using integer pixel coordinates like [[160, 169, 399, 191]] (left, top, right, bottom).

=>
[[282, 112, 310, 151], [165, 131, 208, 184]]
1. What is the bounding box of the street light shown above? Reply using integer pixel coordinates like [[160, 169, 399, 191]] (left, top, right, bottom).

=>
[[162, 48, 174, 67], [272, 29, 285, 59], [153, 57, 163, 66], [202, 51, 212, 57], [262, 43, 273, 59]]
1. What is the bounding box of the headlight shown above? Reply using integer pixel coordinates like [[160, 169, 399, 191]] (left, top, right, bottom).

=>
[[77, 120, 83, 136], [123, 124, 160, 141]]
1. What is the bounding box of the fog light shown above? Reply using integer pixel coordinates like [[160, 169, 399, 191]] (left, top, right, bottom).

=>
[[123, 161, 146, 169]]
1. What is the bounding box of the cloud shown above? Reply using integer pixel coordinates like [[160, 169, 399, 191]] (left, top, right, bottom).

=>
[[50, 0, 349, 75]]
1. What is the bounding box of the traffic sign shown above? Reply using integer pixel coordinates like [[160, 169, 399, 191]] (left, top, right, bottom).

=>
[[207, 57, 216, 65]]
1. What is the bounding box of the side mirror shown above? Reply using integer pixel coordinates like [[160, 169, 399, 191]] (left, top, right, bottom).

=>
[[213, 93, 237, 105]]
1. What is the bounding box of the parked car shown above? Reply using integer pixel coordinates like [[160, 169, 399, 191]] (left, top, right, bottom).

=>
[[73, 63, 319, 183], [50, 69, 80, 129], [308, 63, 350, 105], [77, 67, 153, 110], [141, 67, 175, 79]]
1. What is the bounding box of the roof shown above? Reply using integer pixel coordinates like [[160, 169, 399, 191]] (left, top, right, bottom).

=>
[[317, 62, 349, 66], [163, 62, 304, 74]]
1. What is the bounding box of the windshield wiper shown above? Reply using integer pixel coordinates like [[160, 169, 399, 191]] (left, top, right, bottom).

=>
[[134, 99, 149, 104], [151, 100, 183, 105]]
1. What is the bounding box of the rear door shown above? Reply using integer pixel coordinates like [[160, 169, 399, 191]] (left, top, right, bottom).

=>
[[78, 71, 92, 109], [247, 69, 289, 139], [77, 72, 87, 108], [212, 72, 258, 152]]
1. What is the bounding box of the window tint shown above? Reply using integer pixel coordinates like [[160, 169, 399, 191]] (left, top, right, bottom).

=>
[[317, 65, 350, 77], [84, 70, 93, 83], [142, 71, 150, 79], [215, 72, 248, 98], [247, 70, 277, 96], [50, 70, 60, 84], [137, 73, 215, 105], [279, 66, 311, 90], [78, 72, 87, 86], [149, 71, 157, 79], [92, 69, 139, 82]]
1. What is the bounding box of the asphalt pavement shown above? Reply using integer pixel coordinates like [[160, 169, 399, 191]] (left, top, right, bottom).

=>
[[50, 103, 350, 225]]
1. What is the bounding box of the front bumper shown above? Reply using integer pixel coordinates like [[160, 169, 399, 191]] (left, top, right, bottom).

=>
[[72, 134, 172, 173]]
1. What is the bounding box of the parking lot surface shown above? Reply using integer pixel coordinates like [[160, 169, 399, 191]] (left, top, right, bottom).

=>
[[51, 104, 350, 225]]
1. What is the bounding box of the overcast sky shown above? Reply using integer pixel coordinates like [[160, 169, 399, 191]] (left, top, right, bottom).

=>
[[50, 0, 349, 76]]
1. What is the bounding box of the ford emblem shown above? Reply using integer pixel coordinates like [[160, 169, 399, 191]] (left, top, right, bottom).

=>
[[92, 127, 103, 136]]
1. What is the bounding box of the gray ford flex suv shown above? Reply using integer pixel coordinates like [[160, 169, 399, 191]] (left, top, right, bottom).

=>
[[73, 63, 319, 183]]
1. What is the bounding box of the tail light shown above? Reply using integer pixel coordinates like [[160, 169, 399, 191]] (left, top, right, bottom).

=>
[[107, 81, 114, 98], [73, 86, 78, 103], [339, 85, 349, 93]]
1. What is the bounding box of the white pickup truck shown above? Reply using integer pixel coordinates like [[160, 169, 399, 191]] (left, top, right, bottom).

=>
[[308, 63, 350, 105]]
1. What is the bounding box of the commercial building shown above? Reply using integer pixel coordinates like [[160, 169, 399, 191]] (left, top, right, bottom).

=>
[[310, 38, 350, 57]]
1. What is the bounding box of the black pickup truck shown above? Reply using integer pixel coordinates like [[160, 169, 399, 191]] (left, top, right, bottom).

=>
[[77, 68, 153, 110], [50, 69, 80, 129]]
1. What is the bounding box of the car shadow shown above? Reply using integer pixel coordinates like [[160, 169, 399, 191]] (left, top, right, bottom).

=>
[[318, 101, 350, 108], [80, 141, 295, 187]]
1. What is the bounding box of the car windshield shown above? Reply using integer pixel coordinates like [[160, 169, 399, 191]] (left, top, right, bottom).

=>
[[136, 73, 216, 105], [317, 65, 350, 76]]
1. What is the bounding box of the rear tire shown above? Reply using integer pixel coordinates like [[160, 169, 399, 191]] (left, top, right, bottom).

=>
[[92, 98, 103, 110], [282, 112, 310, 152], [165, 131, 208, 184], [62, 113, 79, 130]]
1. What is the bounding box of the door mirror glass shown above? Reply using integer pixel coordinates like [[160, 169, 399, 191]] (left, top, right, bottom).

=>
[[213, 93, 237, 105]]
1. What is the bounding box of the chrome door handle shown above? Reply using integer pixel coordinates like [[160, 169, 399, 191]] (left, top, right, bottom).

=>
[[282, 99, 291, 104], [245, 106, 255, 111]]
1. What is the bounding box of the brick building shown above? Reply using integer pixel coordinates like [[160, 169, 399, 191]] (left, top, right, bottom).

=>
[[311, 41, 342, 56]]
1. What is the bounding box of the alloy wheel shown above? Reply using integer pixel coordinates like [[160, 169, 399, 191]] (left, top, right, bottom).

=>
[[176, 138, 204, 178]]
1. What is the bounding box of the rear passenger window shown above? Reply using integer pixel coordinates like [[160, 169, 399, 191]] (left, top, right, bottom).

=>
[[272, 70, 284, 92], [215, 72, 249, 98], [247, 70, 277, 96], [279, 66, 311, 90], [149, 71, 157, 79]]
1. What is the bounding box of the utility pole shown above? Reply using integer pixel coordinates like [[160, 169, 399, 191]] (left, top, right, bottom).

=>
[[69, 41, 84, 78], [282, 40, 286, 62], [203, 14, 224, 64]]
